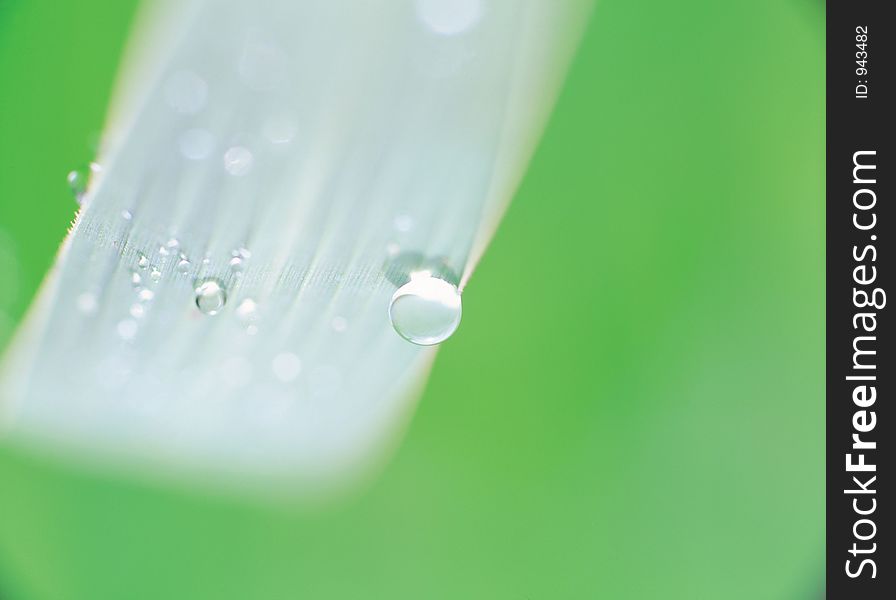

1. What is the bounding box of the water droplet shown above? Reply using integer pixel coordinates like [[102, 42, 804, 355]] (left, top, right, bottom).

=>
[[130, 271, 142, 287], [176, 258, 191, 273], [235, 298, 258, 321], [121, 209, 133, 221], [179, 128, 215, 160], [229, 256, 244, 271], [223, 146, 253, 176], [159, 245, 170, 257], [129, 303, 145, 319], [393, 214, 414, 232], [117, 318, 138, 340], [67, 170, 86, 205], [262, 113, 297, 144], [389, 274, 462, 345], [150, 268, 162, 282], [416, 0, 482, 35], [234, 247, 251, 259], [331, 316, 348, 332], [164, 70, 208, 115], [76, 292, 97, 314], [138, 288, 155, 302], [137, 253, 149, 269], [166, 238, 180, 250], [272, 352, 302, 382], [89, 162, 102, 174], [194, 279, 227, 315]]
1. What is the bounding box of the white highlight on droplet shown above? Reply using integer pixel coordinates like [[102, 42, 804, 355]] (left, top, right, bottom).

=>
[[389, 274, 462, 345], [179, 128, 215, 160], [164, 70, 208, 115], [416, 0, 482, 35], [272, 352, 302, 382], [223, 146, 253, 176]]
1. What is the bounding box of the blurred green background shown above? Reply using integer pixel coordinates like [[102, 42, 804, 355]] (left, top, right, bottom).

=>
[[0, 0, 823, 598]]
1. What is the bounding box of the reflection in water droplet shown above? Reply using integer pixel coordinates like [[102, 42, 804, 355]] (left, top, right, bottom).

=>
[[150, 268, 162, 282], [389, 274, 462, 345], [229, 256, 244, 271], [272, 352, 302, 382], [195, 279, 227, 315], [177, 258, 191, 274], [416, 0, 482, 35], [223, 146, 253, 176], [67, 170, 86, 205], [137, 253, 149, 269]]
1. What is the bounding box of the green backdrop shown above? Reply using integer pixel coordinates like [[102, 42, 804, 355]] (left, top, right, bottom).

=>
[[0, 0, 824, 598]]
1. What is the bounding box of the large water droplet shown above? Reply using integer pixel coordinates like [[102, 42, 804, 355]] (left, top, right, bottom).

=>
[[389, 274, 462, 345], [194, 279, 227, 315]]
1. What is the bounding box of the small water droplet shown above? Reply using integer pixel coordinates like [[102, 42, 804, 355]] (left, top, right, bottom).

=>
[[117, 318, 138, 340], [76, 292, 98, 314], [235, 298, 258, 321], [138, 288, 155, 302], [67, 170, 86, 205], [176, 258, 191, 273], [388, 274, 462, 345], [129, 303, 145, 319], [167, 238, 180, 250], [223, 146, 253, 176], [331, 316, 348, 332], [229, 256, 244, 271], [89, 161, 102, 173], [130, 271, 142, 287], [150, 268, 162, 282], [137, 253, 149, 269], [121, 209, 133, 221], [159, 245, 170, 257], [194, 279, 227, 315], [179, 128, 215, 160], [272, 352, 302, 382], [393, 214, 414, 232]]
